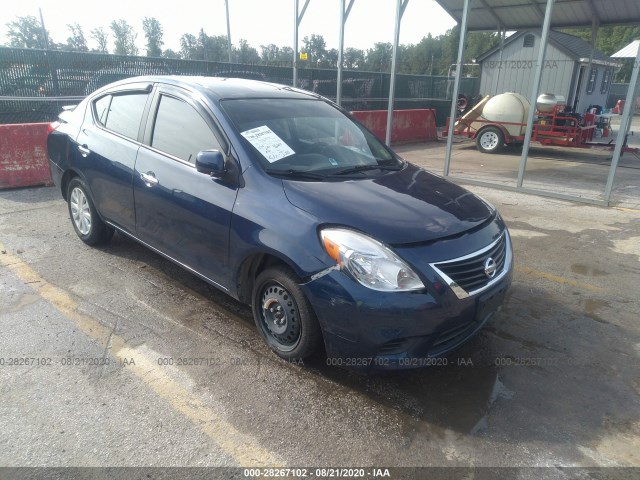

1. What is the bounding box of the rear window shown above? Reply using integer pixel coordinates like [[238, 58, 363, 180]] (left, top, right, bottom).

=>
[[94, 92, 149, 140]]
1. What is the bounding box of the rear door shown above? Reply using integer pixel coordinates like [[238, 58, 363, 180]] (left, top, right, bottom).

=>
[[133, 85, 238, 289], [75, 83, 152, 232]]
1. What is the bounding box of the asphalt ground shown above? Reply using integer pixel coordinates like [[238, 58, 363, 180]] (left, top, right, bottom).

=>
[[0, 168, 639, 479], [404, 114, 640, 209]]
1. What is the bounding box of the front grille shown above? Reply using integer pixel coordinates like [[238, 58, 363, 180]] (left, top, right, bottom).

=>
[[431, 320, 476, 349], [377, 338, 409, 355], [431, 233, 509, 299]]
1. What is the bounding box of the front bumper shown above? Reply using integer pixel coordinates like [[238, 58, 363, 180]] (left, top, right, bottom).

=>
[[302, 230, 513, 372]]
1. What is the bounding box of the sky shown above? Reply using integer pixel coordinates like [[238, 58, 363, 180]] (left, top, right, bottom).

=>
[[1, 0, 457, 53]]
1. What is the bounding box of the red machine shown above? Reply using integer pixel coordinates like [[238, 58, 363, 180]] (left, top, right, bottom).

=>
[[448, 93, 637, 155]]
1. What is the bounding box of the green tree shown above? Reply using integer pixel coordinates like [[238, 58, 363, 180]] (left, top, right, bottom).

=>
[[260, 43, 281, 63], [142, 17, 163, 57], [90, 27, 109, 53], [234, 39, 260, 64], [179, 33, 198, 59], [344, 48, 365, 69], [5, 15, 50, 49], [180, 30, 227, 61], [324, 48, 339, 68], [465, 31, 500, 63], [302, 34, 328, 66], [110, 19, 138, 56], [365, 42, 393, 71], [162, 48, 180, 59], [199, 30, 228, 62], [277, 46, 294, 65], [66, 23, 88, 51], [562, 25, 640, 82]]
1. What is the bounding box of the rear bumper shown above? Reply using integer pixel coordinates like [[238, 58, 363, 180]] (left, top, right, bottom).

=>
[[49, 158, 64, 193]]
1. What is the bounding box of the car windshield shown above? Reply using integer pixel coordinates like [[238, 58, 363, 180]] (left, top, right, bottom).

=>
[[221, 98, 402, 177]]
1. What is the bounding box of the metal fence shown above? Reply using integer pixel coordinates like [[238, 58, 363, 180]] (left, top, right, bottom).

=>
[[0, 47, 480, 125]]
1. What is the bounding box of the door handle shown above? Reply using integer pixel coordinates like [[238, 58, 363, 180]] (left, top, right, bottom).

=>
[[140, 171, 159, 187], [77, 144, 90, 157]]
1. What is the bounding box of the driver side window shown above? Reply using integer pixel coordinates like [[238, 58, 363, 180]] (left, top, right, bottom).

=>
[[151, 94, 222, 164]]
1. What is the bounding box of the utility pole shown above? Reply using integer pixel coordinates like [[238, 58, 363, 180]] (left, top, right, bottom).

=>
[[39, 8, 59, 97], [225, 0, 233, 62], [38, 8, 50, 49]]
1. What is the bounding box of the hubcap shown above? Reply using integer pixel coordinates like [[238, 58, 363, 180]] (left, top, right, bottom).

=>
[[70, 187, 92, 235], [260, 283, 300, 348], [480, 131, 499, 150]]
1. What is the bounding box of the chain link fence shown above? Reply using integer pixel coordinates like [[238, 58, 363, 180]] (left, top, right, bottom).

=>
[[1, 47, 480, 125]]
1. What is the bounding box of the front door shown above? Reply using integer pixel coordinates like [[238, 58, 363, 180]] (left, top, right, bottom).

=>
[[133, 88, 238, 289]]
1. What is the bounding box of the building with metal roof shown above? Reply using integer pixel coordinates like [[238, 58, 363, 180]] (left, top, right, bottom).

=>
[[433, 0, 640, 205], [611, 39, 640, 58], [477, 30, 618, 113]]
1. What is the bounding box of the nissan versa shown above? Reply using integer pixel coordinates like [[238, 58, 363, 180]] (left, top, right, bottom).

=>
[[47, 76, 513, 371]]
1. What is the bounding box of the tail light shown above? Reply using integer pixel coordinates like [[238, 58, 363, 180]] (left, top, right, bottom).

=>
[[47, 121, 61, 134]]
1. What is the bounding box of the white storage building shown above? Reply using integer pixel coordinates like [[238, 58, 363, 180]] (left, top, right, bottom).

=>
[[477, 30, 618, 114]]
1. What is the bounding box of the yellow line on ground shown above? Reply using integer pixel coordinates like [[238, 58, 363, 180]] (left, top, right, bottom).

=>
[[0, 244, 281, 467], [515, 265, 606, 293], [613, 206, 640, 213]]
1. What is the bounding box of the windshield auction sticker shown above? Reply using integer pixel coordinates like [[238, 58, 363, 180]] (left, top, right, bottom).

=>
[[241, 126, 295, 162]]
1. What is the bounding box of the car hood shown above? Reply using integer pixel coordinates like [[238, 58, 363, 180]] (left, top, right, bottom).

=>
[[282, 163, 494, 245]]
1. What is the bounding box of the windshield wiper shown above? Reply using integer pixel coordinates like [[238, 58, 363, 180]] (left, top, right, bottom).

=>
[[265, 168, 326, 180], [330, 164, 402, 176]]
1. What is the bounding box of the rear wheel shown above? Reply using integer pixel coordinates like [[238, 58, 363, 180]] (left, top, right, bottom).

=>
[[476, 126, 504, 154], [67, 178, 114, 246], [252, 265, 321, 360]]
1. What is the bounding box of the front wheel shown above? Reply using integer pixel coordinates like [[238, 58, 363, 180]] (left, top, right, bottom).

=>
[[67, 177, 114, 246], [252, 266, 321, 360], [476, 126, 505, 154]]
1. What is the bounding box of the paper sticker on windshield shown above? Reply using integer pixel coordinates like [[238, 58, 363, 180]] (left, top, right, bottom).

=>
[[241, 126, 295, 163]]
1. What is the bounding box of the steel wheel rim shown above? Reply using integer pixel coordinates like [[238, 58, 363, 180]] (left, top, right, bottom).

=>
[[70, 187, 91, 235], [480, 131, 499, 150], [259, 282, 301, 351]]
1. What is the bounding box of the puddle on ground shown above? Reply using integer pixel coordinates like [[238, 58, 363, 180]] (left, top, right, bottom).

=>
[[571, 264, 610, 277], [305, 342, 508, 436], [581, 298, 612, 325]]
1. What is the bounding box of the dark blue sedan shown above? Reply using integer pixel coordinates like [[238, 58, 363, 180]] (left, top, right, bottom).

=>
[[47, 76, 512, 370]]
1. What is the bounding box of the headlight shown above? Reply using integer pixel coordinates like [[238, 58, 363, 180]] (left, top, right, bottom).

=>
[[320, 228, 424, 292]]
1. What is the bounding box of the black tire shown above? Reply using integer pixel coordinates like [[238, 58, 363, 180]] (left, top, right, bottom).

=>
[[476, 126, 505, 154], [66, 177, 114, 246], [252, 265, 321, 360]]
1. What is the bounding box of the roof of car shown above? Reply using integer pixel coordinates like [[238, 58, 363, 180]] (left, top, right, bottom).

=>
[[116, 75, 319, 101]]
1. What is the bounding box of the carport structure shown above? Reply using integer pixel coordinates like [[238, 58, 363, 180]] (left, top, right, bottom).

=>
[[435, 0, 640, 205]]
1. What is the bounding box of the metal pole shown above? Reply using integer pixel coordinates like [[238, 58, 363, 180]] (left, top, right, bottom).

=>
[[225, 0, 233, 62], [443, 0, 470, 175], [293, 0, 311, 88], [337, 0, 355, 106], [494, 27, 505, 94], [603, 43, 640, 204], [39, 8, 60, 97], [516, 0, 556, 187], [385, 0, 409, 146], [38, 8, 49, 49], [293, 0, 299, 87]]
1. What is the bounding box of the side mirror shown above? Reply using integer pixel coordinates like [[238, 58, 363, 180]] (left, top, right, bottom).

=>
[[196, 150, 226, 177]]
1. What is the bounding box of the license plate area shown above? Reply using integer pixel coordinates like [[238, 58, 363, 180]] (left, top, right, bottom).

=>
[[476, 285, 507, 323]]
